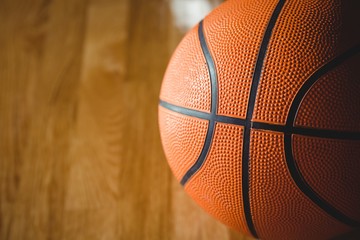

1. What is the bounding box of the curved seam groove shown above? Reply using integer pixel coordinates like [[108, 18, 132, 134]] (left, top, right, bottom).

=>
[[159, 100, 247, 125], [286, 44, 360, 127], [252, 121, 360, 140], [284, 44, 360, 227], [159, 100, 360, 140], [180, 20, 219, 186], [284, 134, 359, 227], [242, 0, 287, 237]]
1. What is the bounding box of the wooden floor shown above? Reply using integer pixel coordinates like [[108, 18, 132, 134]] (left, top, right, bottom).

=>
[[0, 0, 359, 239]]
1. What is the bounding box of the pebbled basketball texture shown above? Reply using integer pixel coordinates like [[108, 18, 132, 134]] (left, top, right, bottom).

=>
[[158, 0, 360, 239]]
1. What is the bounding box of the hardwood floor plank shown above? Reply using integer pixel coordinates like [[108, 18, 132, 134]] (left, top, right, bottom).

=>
[[63, 1, 128, 239], [119, 1, 173, 239], [0, 0, 87, 239]]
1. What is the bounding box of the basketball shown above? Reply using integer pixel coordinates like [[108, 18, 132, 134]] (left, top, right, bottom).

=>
[[158, 0, 360, 239]]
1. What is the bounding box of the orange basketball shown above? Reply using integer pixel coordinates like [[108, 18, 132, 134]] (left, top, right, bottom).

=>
[[158, 0, 360, 239]]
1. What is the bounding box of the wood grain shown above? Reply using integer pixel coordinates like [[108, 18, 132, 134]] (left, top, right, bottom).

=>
[[0, 0, 359, 239]]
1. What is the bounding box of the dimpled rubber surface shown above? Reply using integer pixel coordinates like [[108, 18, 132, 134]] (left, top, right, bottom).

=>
[[295, 54, 360, 132], [158, 107, 209, 181], [203, 0, 278, 118], [160, 25, 211, 113], [184, 123, 250, 235], [249, 130, 351, 240], [293, 135, 360, 221], [253, 0, 342, 124], [158, 0, 360, 239]]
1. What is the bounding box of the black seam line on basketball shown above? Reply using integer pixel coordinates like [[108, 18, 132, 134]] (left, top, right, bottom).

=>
[[242, 0, 286, 238], [286, 43, 360, 127], [283, 44, 360, 227], [159, 100, 360, 141], [159, 100, 246, 126], [180, 20, 219, 186], [284, 134, 360, 227], [252, 122, 360, 140]]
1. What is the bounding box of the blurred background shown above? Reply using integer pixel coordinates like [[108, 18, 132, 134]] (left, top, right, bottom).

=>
[[0, 0, 247, 239], [0, 0, 359, 239]]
